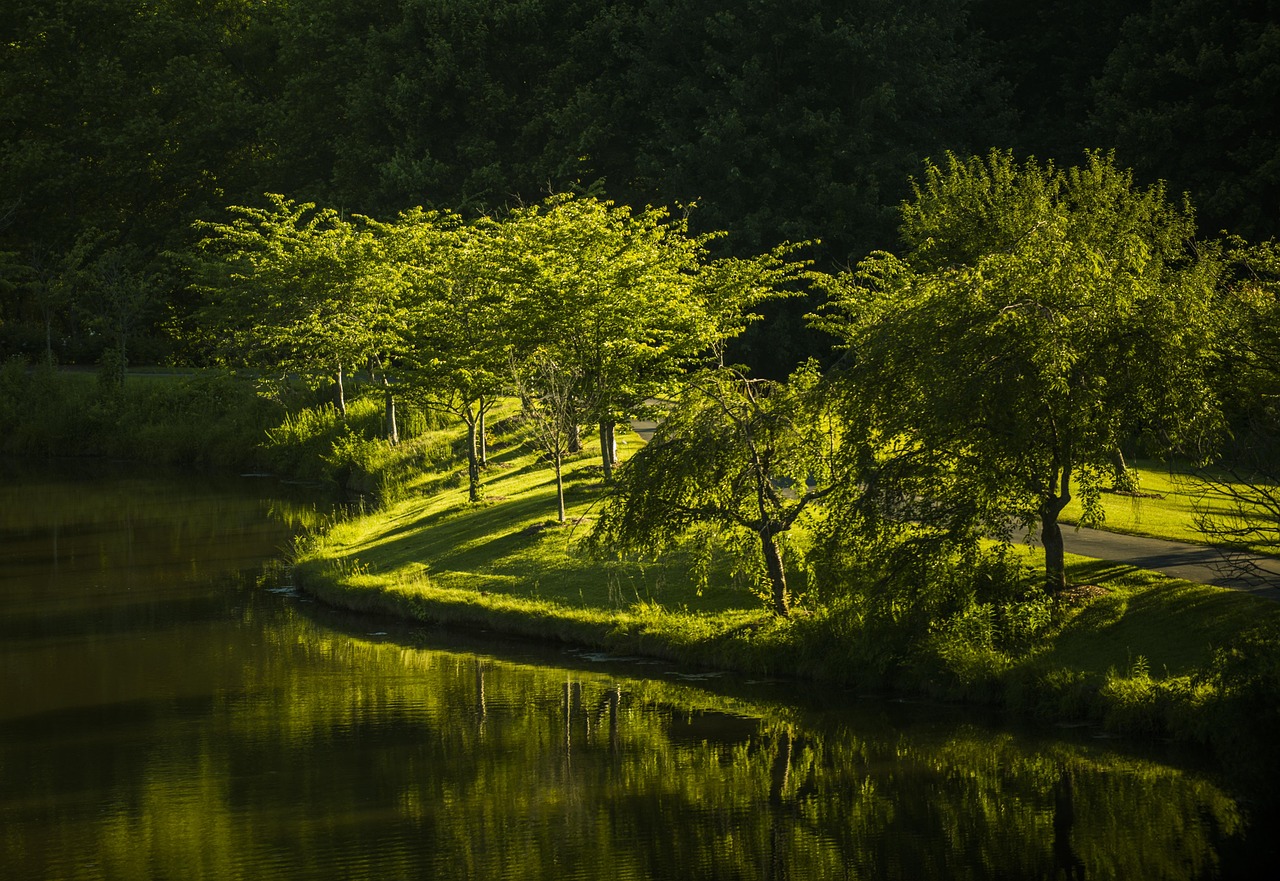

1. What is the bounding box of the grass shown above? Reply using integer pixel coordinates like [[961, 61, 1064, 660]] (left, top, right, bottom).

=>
[[1059, 458, 1268, 547], [302, 403, 717, 607], [1039, 558, 1261, 677]]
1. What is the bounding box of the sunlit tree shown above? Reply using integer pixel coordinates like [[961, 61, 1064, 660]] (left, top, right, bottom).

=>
[[817, 151, 1221, 593], [193, 194, 404, 416], [591, 362, 839, 616]]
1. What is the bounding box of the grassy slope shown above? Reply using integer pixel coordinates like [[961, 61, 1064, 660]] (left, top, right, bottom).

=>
[[294, 409, 1280, 742], [294, 406, 783, 666]]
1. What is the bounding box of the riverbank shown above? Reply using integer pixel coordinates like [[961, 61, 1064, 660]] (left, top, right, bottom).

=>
[[7, 363, 1277, 751], [292, 406, 1280, 754]]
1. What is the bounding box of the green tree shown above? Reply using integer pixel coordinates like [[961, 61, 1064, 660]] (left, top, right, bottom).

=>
[[193, 194, 404, 415], [817, 151, 1221, 593], [1194, 238, 1280, 571], [511, 350, 584, 524], [591, 363, 839, 616], [501, 194, 712, 483], [390, 209, 511, 501]]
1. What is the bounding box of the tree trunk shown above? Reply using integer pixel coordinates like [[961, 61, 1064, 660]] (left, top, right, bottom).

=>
[[760, 527, 789, 616], [1042, 512, 1067, 594], [1041, 459, 1074, 594], [466, 418, 481, 502], [1041, 493, 1072, 594], [599, 420, 618, 483], [1111, 446, 1138, 493], [335, 363, 347, 417], [478, 405, 488, 466], [383, 376, 399, 445], [554, 451, 566, 523], [568, 423, 582, 454]]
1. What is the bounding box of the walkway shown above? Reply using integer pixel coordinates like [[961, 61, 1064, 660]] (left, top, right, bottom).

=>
[[1050, 524, 1280, 601]]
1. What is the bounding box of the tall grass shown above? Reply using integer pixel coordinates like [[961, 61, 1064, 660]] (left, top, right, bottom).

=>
[[0, 359, 450, 498]]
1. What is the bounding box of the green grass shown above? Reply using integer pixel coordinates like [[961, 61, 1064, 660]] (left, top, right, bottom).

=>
[[1059, 459, 1270, 548], [1041, 556, 1268, 677], [298, 403, 763, 621]]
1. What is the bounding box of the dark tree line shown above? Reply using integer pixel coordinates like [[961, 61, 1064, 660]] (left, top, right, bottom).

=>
[[2, 0, 1278, 374]]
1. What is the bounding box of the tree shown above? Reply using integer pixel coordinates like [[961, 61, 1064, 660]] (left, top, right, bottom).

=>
[[83, 244, 157, 387], [511, 350, 584, 525], [23, 234, 98, 365], [192, 194, 404, 415], [1194, 238, 1280, 574], [694, 243, 815, 368], [590, 363, 838, 616], [391, 210, 511, 502], [500, 194, 712, 483], [816, 151, 1221, 593]]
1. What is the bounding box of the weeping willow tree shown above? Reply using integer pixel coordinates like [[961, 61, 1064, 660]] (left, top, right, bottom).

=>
[[590, 363, 840, 616]]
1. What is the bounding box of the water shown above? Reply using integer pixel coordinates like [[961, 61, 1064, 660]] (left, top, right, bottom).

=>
[[1, 460, 1275, 880]]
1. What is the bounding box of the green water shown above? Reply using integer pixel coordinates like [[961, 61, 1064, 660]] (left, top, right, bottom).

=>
[[1, 461, 1273, 879]]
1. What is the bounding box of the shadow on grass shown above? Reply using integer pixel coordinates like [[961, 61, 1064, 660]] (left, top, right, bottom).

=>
[[310, 427, 763, 617], [1049, 560, 1280, 677]]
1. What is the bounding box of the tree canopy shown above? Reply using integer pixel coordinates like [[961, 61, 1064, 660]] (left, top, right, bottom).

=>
[[816, 150, 1223, 593], [12, 0, 1275, 372]]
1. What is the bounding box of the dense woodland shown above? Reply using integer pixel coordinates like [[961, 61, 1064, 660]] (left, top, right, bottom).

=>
[[2, 0, 1278, 374]]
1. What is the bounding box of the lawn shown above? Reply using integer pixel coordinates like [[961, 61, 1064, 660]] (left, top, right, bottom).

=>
[[296, 403, 767, 633], [1059, 459, 1270, 548]]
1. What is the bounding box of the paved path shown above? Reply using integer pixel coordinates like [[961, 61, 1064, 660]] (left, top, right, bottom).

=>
[[629, 418, 1280, 600], [1049, 524, 1280, 601]]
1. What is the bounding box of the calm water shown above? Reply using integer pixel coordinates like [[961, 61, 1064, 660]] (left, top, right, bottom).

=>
[[1, 461, 1276, 880]]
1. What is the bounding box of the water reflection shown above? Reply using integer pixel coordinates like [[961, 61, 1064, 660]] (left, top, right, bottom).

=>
[[0, 462, 1272, 880]]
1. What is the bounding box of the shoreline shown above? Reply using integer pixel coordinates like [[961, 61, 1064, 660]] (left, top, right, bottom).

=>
[[291, 536, 1280, 759]]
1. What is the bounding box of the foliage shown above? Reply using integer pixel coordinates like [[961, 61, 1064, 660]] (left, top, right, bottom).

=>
[[590, 362, 840, 616], [815, 150, 1223, 593], [192, 195, 405, 416], [1193, 238, 1280, 569], [389, 209, 504, 501], [500, 194, 714, 483], [3, 0, 1277, 376], [1088, 0, 1280, 241]]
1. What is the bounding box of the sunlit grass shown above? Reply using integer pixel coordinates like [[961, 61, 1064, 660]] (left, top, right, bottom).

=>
[[1059, 459, 1261, 546], [296, 400, 765, 650], [294, 413, 1280, 746]]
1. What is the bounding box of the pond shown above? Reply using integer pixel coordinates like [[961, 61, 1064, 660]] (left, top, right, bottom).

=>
[[1, 460, 1275, 880]]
